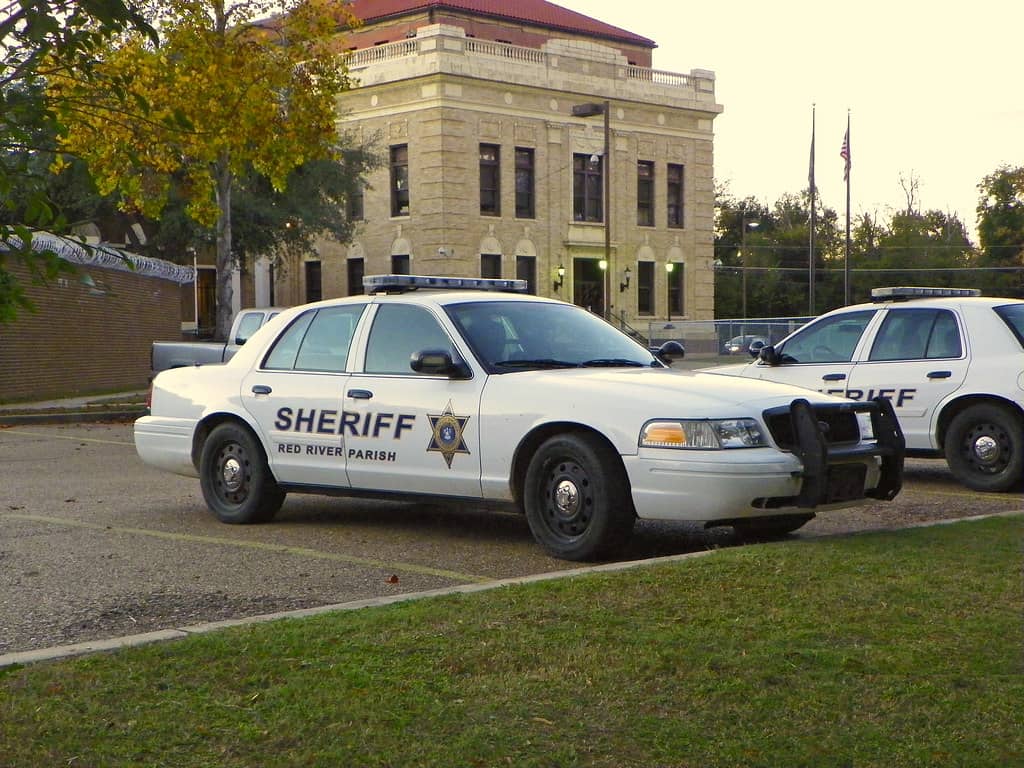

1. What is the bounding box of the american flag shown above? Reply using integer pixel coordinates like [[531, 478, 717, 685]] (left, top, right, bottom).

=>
[[840, 126, 851, 182]]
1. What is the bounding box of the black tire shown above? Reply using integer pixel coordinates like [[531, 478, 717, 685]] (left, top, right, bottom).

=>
[[943, 403, 1024, 493], [199, 422, 285, 523], [732, 514, 814, 540], [523, 432, 635, 561]]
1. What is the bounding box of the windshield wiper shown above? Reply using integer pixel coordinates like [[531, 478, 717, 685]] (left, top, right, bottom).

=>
[[580, 358, 650, 368], [492, 358, 580, 369]]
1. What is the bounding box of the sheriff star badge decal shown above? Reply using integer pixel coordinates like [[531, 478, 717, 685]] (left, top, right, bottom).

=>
[[427, 400, 470, 468]]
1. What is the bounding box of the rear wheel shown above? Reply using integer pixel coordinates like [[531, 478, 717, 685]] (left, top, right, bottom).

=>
[[199, 422, 285, 523], [944, 403, 1024, 492], [523, 433, 635, 561]]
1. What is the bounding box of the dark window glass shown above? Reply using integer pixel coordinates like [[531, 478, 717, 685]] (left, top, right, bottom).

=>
[[304, 261, 322, 303], [573, 153, 603, 223], [869, 309, 963, 361], [516, 255, 536, 294], [294, 305, 366, 373], [995, 304, 1024, 348], [390, 145, 409, 217], [779, 310, 877, 364], [480, 144, 500, 216], [347, 258, 364, 296], [515, 148, 535, 219], [391, 254, 410, 275], [481, 253, 502, 279], [667, 163, 684, 228], [348, 181, 364, 221], [263, 311, 315, 370], [668, 262, 684, 317], [637, 161, 654, 227], [364, 304, 455, 375], [637, 261, 654, 315]]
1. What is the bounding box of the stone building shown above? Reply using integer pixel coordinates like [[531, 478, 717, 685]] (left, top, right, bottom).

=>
[[270, 0, 722, 332]]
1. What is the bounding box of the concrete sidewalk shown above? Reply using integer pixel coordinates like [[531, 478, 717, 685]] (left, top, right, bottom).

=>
[[0, 390, 148, 426]]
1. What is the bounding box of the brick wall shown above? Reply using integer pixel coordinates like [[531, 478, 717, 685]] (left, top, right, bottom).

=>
[[0, 259, 182, 403]]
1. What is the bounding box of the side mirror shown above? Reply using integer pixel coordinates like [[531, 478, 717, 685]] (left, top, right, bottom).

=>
[[410, 349, 471, 379], [758, 344, 780, 366], [654, 340, 686, 365], [748, 340, 765, 358]]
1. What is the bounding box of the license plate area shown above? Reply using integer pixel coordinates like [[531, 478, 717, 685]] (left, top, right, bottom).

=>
[[826, 463, 867, 503]]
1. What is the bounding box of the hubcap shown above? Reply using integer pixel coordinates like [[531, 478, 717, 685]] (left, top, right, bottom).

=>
[[554, 479, 580, 518], [221, 457, 243, 491], [972, 434, 1000, 464]]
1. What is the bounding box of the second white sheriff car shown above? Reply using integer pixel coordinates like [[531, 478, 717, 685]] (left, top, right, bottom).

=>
[[704, 287, 1024, 493], [135, 275, 903, 561]]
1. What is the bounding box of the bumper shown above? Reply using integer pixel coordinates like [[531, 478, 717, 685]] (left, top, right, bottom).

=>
[[626, 397, 904, 523], [134, 415, 199, 478]]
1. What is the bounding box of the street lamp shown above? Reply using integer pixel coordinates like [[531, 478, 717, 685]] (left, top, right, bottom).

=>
[[665, 262, 675, 322], [571, 100, 611, 318], [740, 214, 759, 322]]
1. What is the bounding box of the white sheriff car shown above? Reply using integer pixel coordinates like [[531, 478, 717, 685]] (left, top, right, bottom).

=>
[[704, 287, 1024, 493], [135, 275, 903, 561]]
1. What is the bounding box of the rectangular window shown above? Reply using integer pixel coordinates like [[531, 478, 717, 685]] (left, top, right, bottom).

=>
[[347, 181, 364, 222], [637, 161, 654, 227], [391, 254, 410, 275], [480, 144, 500, 216], [516, 255, 536, 294], [668, 262, 684, 316], [637, 261, 654, 315], [304, 260, 322, 303], [347, 258, 364, 296], [481, 253, 502, 279], [573, 153, 603, 223], [390, 145, 409, 217], [515, 148, 535, 219], [667, 163, 684, 228]]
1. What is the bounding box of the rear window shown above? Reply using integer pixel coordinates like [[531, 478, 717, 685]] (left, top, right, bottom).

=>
[[994, 304, 1024, 348]]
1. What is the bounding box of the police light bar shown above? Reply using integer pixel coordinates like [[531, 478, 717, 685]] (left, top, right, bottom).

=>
[[871, 286, 982, 301], [364, 274, 529, 294]]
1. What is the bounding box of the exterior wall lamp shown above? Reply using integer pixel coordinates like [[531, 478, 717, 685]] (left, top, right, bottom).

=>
[[665, 261, 675, 322], [553, 263, 565, 292], [619, 266, 631, 293]]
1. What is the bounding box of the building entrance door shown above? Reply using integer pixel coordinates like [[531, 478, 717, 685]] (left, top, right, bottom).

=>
[[572, 257, 605, 316]]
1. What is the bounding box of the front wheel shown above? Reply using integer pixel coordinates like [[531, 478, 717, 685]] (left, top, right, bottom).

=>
[[943, 403, 1024, 493], [199, 422, 285, 523], [523, 433, 635, 561]]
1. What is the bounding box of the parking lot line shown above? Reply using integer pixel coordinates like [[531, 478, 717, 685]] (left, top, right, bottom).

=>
[[3, 512, 492, 584], [0, 429, 134, 447]]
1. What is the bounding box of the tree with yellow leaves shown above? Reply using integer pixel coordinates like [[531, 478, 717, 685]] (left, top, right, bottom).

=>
[[48, 0, 359, 338]]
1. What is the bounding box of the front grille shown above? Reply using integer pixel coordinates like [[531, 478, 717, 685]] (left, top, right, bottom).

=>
[[763, 405, 861, 450]]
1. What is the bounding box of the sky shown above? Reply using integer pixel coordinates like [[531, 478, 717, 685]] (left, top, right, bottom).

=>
[[567, 0, 1023, 242]]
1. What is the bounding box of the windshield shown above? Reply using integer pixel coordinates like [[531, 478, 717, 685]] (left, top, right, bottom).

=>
[[447, 300, 657, 372]]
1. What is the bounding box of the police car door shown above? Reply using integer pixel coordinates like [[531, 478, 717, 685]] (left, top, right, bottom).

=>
[[753, 309, 879, 396], [846, 307, 969, 449], [241, 304, 367, 487], [344, 301, 483, 497]]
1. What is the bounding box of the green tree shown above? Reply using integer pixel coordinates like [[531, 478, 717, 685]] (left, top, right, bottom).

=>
[[976, 165, 1024, 297], [0, 0, 154, 322], [49, 0, 360, 338]]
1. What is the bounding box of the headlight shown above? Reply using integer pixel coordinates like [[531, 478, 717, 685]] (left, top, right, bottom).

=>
[[639, 418, 767, 449]]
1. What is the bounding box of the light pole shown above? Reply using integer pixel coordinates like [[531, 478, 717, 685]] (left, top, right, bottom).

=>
[[740, 214, 759, 322], [571, 100, 611, 318]]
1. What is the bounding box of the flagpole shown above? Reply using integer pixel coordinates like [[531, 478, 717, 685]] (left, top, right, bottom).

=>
[[808, 105, 816, 316], [843, 111, 851, 305]]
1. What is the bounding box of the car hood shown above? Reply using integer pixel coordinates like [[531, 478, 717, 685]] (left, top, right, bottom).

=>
[[698, 361, 757, 376]]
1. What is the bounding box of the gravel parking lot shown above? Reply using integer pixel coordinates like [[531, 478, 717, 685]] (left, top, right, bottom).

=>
[[1, 421, 1017, 658]]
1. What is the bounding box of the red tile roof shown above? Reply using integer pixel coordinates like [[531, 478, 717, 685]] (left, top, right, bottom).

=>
[[346, 0, 656, 48]]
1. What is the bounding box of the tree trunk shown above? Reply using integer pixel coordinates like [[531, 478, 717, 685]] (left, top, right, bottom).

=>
[[215, 160, 233, 341]]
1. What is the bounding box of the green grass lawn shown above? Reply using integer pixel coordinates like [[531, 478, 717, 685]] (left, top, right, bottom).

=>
[[2, 517, 1021, 767]]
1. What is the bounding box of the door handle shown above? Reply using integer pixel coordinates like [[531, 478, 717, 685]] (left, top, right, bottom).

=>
[[822, 373, 847, 382], [251, 384, 272, 395], [927, 370, 952, 379], [347, 389, 373, 400]]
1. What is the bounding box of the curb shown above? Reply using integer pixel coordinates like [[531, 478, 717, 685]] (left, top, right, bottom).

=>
[[2, 510, 1020, 669], [0, 408, 146, 427]]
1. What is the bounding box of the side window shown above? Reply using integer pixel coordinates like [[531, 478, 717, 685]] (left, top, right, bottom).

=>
[[293, 305, 366, 372], [994, 304, 1024, 348], [925, 311, 962, 359], [779, 310, 876, 363], [234, 312, 265, 345], [263, 311, 315, 370], [869, 309, 960, 361], [364, 304, 455, 375]]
